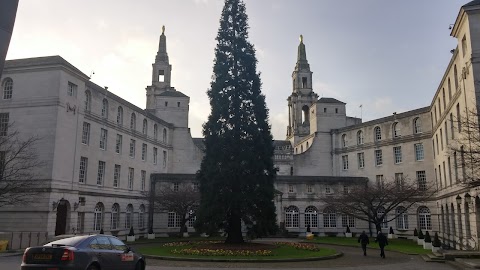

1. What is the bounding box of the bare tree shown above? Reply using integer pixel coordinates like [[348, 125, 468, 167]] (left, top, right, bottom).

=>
[[151, 183, 200, 234], [320, 177, 435, 235], [0, 123, 45, 208], [448, 107, 480, 187]]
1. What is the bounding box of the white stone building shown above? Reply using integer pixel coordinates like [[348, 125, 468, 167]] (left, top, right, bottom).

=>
[[1, 0, 480, 250]]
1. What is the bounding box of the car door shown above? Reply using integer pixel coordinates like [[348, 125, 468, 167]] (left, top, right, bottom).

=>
[[88, 237, 116, 270], [108, 237, 135, 269]]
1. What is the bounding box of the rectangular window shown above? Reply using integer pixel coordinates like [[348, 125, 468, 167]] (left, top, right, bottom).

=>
[[440, 128, 444, 151], [393, 146, 402, 164], [457, 103, 461, 132], [342, 155, 349, 170], [79, 157, 88, 183], [158, 70, 165, 82], [342, 214, 355, 228], [77, 212, 85, 234], [0, 113, 9, 136], [443, 161, 447, 187], [153, 147, 158, 164], [414, 143, 424, 161], [115, 134, 122, 154], [375, 149, 383, 166], [163, 150, 167, 168], [99, 128, 107, 150], [376, 175, 384, 189], [438, 165, 442, 189], [129, 139, 136, 158], [141, 170, 146, 191], [307, 184, 313, 193], [113, 164, 121, 188], [325, 186, 332, 194], [173, 182, 179, 192], [450, 113, 455, 139], [417, 171, 426, 191], [97, 161, 105, 186], [343, 185, 349, 194], [395, 173, 404, 189], [128, 167, 134, 190], [445, 121, 449, 145], [454, 152, 458, 182], [288, 184, 294, 193], [462, 35, 467, 57], [193, 182, 199, 192], [67, 82, 77, 97], [81, 122, 90, 145], [142, 143, 147, 161], [167, 212, 181, 228], [448, 156, 452, 185], [435, 134, 439, 155], [357, 152, 365, 168]]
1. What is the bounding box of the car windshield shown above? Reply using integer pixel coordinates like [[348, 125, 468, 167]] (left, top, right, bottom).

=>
[[44, 236, 90, 247]]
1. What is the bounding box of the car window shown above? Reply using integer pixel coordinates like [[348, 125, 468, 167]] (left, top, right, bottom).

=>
[[109, 237, 128, 252], [89, 237, 112, 250], [45, 236, 89, 247]]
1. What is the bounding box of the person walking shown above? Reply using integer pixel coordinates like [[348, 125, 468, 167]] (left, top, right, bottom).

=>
[[375, 231, 388, 258], [357, 231, 369, 256]]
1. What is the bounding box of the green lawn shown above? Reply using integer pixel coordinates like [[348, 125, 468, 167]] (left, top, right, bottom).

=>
[[138, 243, 338, 260], [308, 237, 432, 255]]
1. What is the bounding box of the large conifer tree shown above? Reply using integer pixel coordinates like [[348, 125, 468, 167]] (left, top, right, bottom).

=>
[[195, 0, 277, 244]]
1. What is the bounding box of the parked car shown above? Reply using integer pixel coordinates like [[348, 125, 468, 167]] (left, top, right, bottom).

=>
[[21, 234, 146, 270]]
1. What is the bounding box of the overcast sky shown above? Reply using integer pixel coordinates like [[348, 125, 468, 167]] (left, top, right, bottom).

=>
[[6, 0, 467, 139]]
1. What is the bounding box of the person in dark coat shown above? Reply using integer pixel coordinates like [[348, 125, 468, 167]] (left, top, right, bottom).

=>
[[357, 231, 370, 256], [375, 231, 388, 258]]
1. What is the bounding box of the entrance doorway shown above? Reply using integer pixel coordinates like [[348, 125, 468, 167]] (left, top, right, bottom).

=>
[[55, 200, 69, 236]]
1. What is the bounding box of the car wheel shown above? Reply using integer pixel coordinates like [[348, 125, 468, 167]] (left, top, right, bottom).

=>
[[87, 264, 99, 270], [135, 261, 144, 270]]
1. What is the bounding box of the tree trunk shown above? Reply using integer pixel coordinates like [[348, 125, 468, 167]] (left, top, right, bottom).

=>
[[180, 216, 187, 234], [375, 223, 382, 234], [225, 211, 244, 244]]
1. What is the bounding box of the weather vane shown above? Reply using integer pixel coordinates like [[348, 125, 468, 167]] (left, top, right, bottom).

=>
[[162, 25, 165, 35], [300, 34, 303, 43]]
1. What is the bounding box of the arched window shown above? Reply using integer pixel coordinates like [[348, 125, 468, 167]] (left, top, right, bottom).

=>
[[93, 203, 104, 231], [163, 128, 167, 143], [377, 207, 388, 229], [454, 65, 459, 90], [393, 122, 400, 138], [285, 206, 299, 228], [142, 119, 148, 135], [117, 106, 123, 125], [418, 206, 432, 230], [84, 90, 91, 112], [301, 145, 303, 152], [101, 99, 108, 118], [302, 105, 309, 124], [396, 206, 408, 230], [323, 207, 337, 228], [374, 126, 382, 142], [357, 130, 364, 145], [341, 134, 347, 147], [130, 113, 136, 130], [138, 205, 145, 228], [2, 78, 13, 100], [125, 204, 133, 229], [305, 206, 318, 228], [413, 117, 422, 134], [154, 124, 158, 140], [111, 204, 119, 230]]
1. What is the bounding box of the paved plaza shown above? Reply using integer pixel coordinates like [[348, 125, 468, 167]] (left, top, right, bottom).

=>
[[0, 243, 456, 270]]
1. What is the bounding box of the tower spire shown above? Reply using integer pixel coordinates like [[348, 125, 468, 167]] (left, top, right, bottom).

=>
[[295, 34, 309, 70], [156, 25, 169, 63]]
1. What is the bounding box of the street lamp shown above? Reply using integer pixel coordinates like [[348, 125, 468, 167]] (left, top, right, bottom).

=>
[[465, 194, 472, 204]]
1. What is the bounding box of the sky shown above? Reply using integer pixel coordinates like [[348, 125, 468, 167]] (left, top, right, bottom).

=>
[[6, 0, 468, 139]]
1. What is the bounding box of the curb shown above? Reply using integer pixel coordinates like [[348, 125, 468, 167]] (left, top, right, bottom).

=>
[[144, 252, 343, 263]]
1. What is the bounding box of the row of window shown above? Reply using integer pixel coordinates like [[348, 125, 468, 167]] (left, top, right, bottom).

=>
[[434, 149, 465, 190], [81, 122, 167, 167], [374, 171, 427, 191], [440, 201, 472, 239], [341, 144, 424, 171], [167, 211, 196, 228], [79, 157, 148, 190], [341, 118, 422, 147], [432, 63, 462, 126], [284, 205, 432, 231], [84, 90, 168, 143], [287, 184, 348, 195], [432, 105, 461, 158], [88, 203, 145, 232]]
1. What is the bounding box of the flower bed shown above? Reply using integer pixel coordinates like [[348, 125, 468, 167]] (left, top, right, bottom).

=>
[[275, 242, 320, 251], [172, 248, 273, 256]]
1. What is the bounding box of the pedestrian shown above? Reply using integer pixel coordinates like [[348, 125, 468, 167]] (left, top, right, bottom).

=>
[[375, 231, 388, 258], [357, 231, 369, 256]]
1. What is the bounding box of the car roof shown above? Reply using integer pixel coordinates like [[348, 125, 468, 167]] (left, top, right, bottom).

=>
[[45, 235, 95, 247]]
